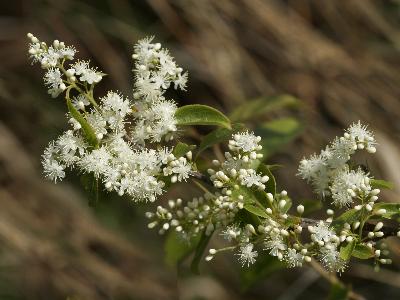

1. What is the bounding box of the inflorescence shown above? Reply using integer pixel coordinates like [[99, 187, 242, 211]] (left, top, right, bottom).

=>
[[28, 33, 191, 202], [28, 33, 399, 273]]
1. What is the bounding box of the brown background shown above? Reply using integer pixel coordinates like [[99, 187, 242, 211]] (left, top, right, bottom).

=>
[[1, 1, 400, 299]]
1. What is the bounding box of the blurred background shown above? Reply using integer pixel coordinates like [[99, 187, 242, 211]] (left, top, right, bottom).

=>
[[1, 0, 400, 299]]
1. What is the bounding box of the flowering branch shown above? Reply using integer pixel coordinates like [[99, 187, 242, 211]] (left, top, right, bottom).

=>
[[26, 33, 400, 296]]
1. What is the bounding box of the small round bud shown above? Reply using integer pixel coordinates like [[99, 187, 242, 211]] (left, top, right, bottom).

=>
[[374, 222, 383, 232], [297, 205, 304, 214], [279, 199, 286, 209], [205, 255, 214, 261], [209, 249, 217, 255], [376, 209, 386, 215], [371, 189, 381, 196]]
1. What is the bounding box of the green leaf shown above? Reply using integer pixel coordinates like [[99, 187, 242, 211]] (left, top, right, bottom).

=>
[[191, 229, 213, 274], [332, 209, 362, 229], [173, 142, 196, 158], [370, 179, 394, 190], [240, 254, 285, 290], [67, 98, 98, 147], [175, 104, 231, 129], [243, 203, 269, 218], [231, 185, 258, 205], [164, 231, 199, 267], [235, 208, 262, 227], [328, 283, 349, 300], [373, 203, 400, 219], [257, 164, 276, 196], [352, 244, 374, 259], [340, 240, 356, 261], [196, 123, 244, 157], [230, 94, 300, 122], [255, 117, 302, 159], [284, 215, 301, 227], [80, 173, 99, 207]]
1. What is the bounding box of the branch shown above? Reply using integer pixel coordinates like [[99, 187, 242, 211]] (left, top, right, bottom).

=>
[[301, 217, 399, 240]]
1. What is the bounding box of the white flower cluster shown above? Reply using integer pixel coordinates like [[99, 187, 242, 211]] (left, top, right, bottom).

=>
[[298, 121, 378, 207], [145, 132, 264, 235], [308, 221, 346, 272], [131, 37, 188, 144], [29, 33, 194, 202], [27, 33, 103, 98]]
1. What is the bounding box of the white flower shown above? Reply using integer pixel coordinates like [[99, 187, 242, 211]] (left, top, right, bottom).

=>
[[264, 231, 287, 257], [59, 46, 76, 60], [44, 68, 63, 88], [133, 148, 161, 172], [220, 224, 241, 242], [42, 158, 65, 183], [326, 137, 356, 169], [330, 167, 370, 207], [236, 243, 258, 267], [78, 147, 112, 177], [72, 94, 90, 110], [41, 141, 65, 183], [128, 172, 164, 202], [346, 121, 376, 148], [230, 131, 261, 153], [311, 221, 336, 243], [135, 76, 162, 102], [318, 246, 347, 273], [101, 91, 131, 117], [79, 68, 102, 84], [86, 111, 107, 139], [56, 131, 87, 166], [157, 147, 173, 164], [239, 169, 268, 189], [174, 71, 188, 90], [41, 47, 60, 67], [285, 248, 304, 268], [298, 154, 327, 182], [73, 60, 90, 75], [149, 100, 178, 141], [168, 157, 192, 182]]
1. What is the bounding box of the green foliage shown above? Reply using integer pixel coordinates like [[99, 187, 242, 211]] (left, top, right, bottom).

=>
[[243, 203, 270, 218], [373, 203, 400, 219], [164, 231, 200, 267], [332, 209, 362, 229], [196, 123, 244, 157], [328, 283, 349, 300], [191, 229, 214, 274], [175, 104, 231, 129], [255, 117, 302, 158], [370, 179, 394, 190], [352, 244, 374, 259], [80, 173, 100, 206], [230, 94, 300, 122], [66, 98, 98, 147], [173, 142, 196, 158], [339, 240, 356, 261]]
